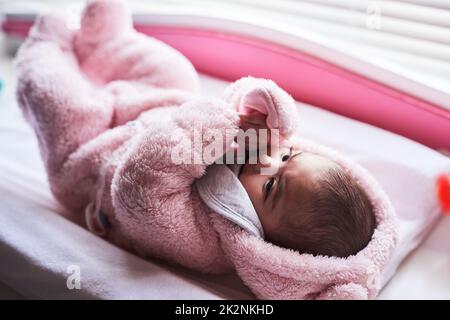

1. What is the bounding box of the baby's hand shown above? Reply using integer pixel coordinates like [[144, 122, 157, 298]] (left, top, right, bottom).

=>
[[238, 111, 267, 131], [238, 111, 267, 151], [237, 111, 282, 153]]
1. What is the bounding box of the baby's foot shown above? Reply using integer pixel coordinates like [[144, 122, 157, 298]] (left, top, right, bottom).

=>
[[76, 0, 132, 45], [29, 12, 74, 49]]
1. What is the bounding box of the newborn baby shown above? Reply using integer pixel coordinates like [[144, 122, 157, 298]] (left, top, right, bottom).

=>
[[16, 0, 397, 300], [239, 143, 375, 258], [197, 109, 375, 258]]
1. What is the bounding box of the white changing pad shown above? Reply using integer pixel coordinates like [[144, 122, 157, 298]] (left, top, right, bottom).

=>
[[0, 70, 449, 299]]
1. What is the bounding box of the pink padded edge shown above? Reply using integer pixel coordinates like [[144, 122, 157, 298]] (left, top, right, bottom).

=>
[[3, 20, 450, 150]]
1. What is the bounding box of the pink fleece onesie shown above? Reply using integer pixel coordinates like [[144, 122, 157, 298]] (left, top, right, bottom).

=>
[[15, 0, 398, 299]]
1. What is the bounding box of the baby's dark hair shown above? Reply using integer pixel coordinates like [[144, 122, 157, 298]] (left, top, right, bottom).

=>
[[268, 167, 376, 258]]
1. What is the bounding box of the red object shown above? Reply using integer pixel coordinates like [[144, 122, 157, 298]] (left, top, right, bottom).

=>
[[437, 174, 450, 214]]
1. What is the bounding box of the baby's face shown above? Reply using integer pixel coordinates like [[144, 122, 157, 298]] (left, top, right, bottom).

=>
[[239, 145, 337, 236]]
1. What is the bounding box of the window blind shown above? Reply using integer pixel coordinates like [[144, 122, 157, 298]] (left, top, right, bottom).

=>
[[164, 0, 450, 95], [1, 0, 449, 95]]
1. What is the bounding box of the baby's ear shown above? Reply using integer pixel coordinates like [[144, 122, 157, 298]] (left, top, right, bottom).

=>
[[223, 77, 299, 137]]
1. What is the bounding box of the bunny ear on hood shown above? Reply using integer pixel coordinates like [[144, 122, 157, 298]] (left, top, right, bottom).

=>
[[222, 76, 300, 139], [210, 133, 398, 299]]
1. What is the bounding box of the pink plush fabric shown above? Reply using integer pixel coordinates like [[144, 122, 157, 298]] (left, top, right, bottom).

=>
[[15, 0, 398, 299]]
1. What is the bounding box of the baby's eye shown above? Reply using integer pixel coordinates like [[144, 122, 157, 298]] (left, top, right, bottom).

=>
[[264, 177, 275, 201], [281, 147, 294, 162]]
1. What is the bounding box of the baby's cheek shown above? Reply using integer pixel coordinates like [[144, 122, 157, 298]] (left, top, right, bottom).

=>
[[240, 174, 264, 213], [259, 214, 280, 240]]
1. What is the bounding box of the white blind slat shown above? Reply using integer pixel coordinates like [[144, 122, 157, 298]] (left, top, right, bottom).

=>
[[223, 0, 450, 46], [396, 0, 450, 10], [295, 0, 450, 28], [2, 0, 449, 98]]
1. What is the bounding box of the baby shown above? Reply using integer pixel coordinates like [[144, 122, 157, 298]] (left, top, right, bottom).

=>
[[234, 113, 376, 257], [16, 0, 396, 299]]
